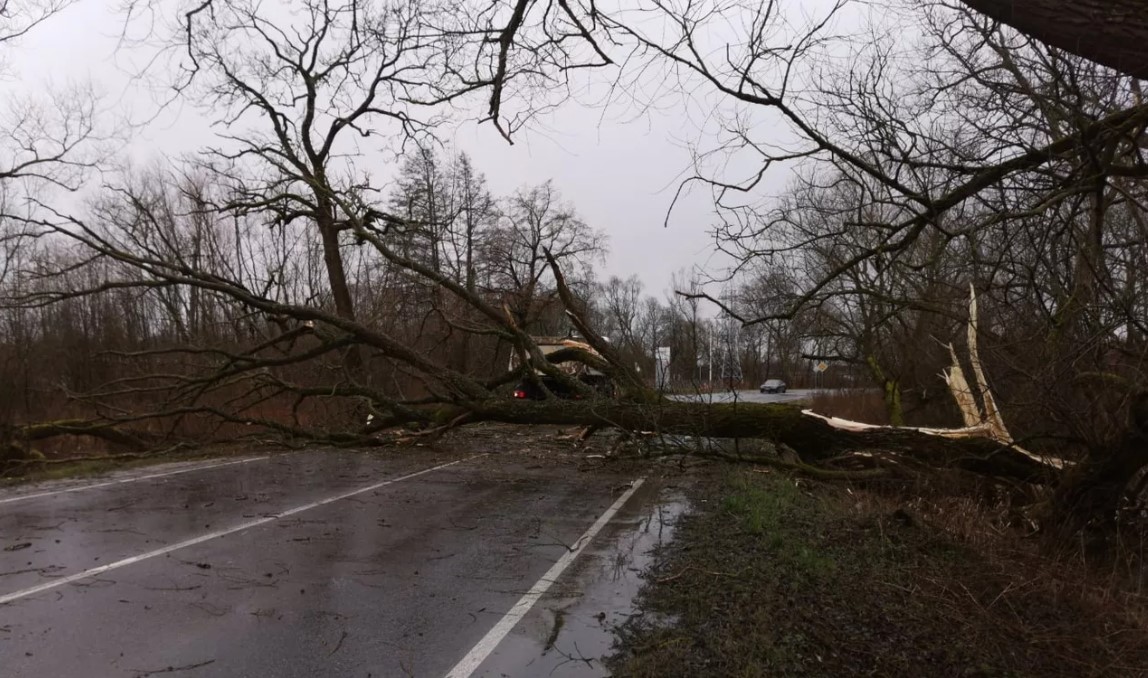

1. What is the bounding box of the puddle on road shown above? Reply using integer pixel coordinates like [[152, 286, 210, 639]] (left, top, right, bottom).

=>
[[475, 483, 688, 677]]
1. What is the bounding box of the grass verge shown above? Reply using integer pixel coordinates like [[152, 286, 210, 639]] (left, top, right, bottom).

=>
[[611, 469, 1148, 677]]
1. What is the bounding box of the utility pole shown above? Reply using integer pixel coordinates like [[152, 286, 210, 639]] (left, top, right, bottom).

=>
[[708, 320, 714, 384]]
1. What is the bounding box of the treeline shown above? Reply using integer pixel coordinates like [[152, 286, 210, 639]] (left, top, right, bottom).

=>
[[0, 148, 821, 438]]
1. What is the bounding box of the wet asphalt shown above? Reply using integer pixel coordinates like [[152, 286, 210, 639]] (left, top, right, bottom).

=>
[[0, 450, 678, 678], [675, 388, 814, 404]]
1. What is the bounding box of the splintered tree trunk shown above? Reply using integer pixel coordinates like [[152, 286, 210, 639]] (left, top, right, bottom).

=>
[[462, 399, 1054, 482]]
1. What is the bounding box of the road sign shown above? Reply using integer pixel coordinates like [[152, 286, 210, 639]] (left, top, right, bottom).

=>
[[814, 361, 829, 373], [655, 346, 671, 390]]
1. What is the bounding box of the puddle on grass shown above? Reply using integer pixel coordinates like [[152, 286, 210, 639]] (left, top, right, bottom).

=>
[[473, 483, 688, 677]]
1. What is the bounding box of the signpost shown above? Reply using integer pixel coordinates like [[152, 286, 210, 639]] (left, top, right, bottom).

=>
[[655, 347, 671, 391], [814, 360, 828, 389]]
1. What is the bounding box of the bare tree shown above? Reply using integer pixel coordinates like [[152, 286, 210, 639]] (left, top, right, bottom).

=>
[[484, 181, 606, 331], [606, 0, 1148, 528], [0, 0, 74, 46], [165, 0, 463, 341], [448, 152, 496, 295], [389, 144, 453, 278], [0, 0, 98, 189], [598, 275, 643, 346]]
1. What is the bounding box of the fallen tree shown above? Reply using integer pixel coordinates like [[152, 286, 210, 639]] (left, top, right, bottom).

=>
[[8, 197, 1147, 537], [6, 220, 1064, 488], [1, 419, 158, 472], [467, 398, 1055, 481], [4, 125, 1139, 537], [3, 0, 1146, 543]]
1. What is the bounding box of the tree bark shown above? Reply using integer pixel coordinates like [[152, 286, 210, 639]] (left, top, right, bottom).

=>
[[20, 420, 151, 449], [1051, 394, 1148, 532], [318, 223, 357, 323], [959, 0, 1148, 80], [2, 420, 155, 473], [317, 218, 363, 372], [461, 398, 1055, 482]]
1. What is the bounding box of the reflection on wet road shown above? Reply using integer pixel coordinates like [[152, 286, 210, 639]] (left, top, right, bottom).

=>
[[469, 483, 686, 677], [0, 450, 672, 677]]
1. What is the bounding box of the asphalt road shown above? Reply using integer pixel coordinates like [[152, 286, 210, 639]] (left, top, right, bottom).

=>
[[0, 450, 671, 678], [673, 388, 815, 404]]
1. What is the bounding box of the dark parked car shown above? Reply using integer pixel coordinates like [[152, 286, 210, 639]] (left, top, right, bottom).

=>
[[510, 337, 615, 401], [512, 373, 613, 400], [759, 379, 787, 394]]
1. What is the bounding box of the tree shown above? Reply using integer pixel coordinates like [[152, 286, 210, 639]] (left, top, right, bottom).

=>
[[603, 0, 1147, 529], [447, 152, 496, 295], [389, 145, 453, 277], [387, 146, 496, 292], [598, 275, 643, 347], [736, 267, 812, 388], [385, 145, 499, 372], [0, 0, 97, 189], [164, 0, 461, 372], [0, 1, 71, 44], [483, 181, 605, 331], [0, 0, 102, 466]]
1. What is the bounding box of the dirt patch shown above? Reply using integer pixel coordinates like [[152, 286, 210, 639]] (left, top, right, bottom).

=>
[[610, 469, 1148, 677]]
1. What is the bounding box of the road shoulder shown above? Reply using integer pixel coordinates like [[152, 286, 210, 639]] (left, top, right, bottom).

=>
[[610, 468, 1148, 677]]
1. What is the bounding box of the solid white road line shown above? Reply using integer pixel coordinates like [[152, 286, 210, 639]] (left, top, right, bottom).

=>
[[0, 456, 271, 506], [443, 477, 646, 678], [0, 455, 480, 606]]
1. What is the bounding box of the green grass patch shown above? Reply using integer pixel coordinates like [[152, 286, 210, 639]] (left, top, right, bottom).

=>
[[610, 469, 1148, 677], [720, 471, 837, 579]]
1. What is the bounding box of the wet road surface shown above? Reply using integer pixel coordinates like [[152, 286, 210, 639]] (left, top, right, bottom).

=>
[[675, 388, 814, 404], [469, 485, 685, 677], [0, 450, 677, 677]]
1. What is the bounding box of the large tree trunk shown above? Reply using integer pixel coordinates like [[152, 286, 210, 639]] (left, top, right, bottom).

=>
[[1051, 394, 1148, 533], [462, 398, 1056, 482], [317, 218, 363, 372], [959, 0, 1148, 80], [318, 223, 357, 323]]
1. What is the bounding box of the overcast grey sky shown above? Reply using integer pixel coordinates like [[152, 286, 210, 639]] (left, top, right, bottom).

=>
[[4, 0, 838, 299]]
